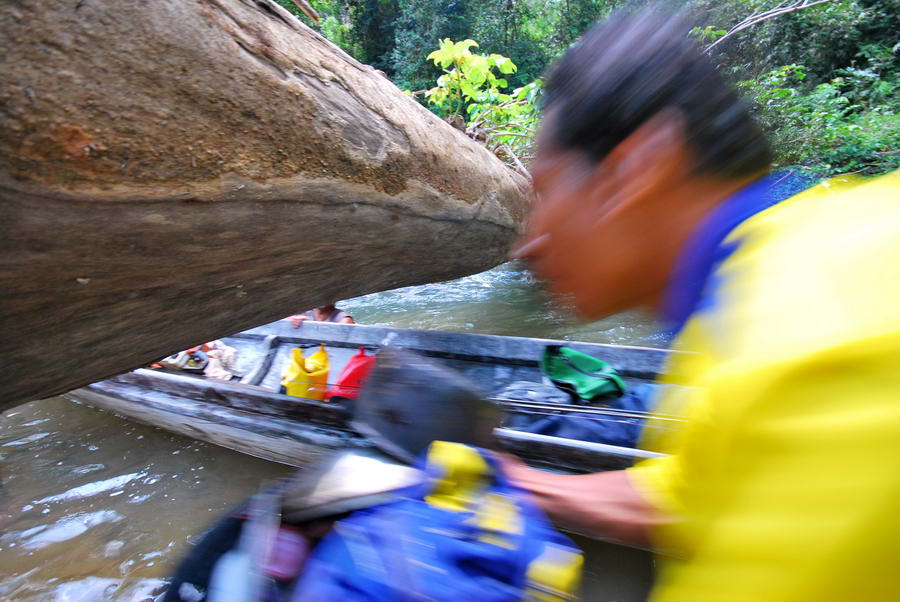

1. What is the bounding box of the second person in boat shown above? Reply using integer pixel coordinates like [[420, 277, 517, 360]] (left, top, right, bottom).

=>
[[285, 302, 355, 328]]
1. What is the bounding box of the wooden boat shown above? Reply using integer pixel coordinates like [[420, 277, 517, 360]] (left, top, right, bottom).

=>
[[66, 320, 680, 474], [68, 320, 676, 600]]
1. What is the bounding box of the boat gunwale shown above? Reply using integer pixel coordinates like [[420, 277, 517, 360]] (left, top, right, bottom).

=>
[[70, 321, 678, 473], [231, 321, 680, 381]]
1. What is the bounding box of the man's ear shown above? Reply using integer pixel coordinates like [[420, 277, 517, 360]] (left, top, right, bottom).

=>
[[588, 108, 690, 217]]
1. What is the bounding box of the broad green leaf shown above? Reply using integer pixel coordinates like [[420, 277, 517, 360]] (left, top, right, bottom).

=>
[[427, 48, 453, 68], [454, 39, 479, 55], [490, 54, 518, 74], [466, 67, 487, 86], [460, 80, 479, 99]]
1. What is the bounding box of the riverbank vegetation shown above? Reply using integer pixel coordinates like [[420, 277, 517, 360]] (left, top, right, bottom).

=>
[[278, 0, 899, 177]]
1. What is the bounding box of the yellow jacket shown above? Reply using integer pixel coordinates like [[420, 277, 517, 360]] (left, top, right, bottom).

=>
[[629, 170, 900, 602]]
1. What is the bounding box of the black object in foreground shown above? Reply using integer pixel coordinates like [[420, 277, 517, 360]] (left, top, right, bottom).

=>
[[352, 348, 501, 463]]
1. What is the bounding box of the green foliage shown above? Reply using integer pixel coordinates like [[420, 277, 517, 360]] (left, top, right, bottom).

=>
[[739, 64, 900, 175], [690, 0, 900, 176], [466, 80, 541, 161], [464, 0, 549, 88], [298, 0, 619, 92], [547, 0, 610, 51], [696, 0, 899, 85], [420, 39, 540, 170], [348, 0, 401, 73], [273, 1, 399, 73], [390, 0, 471, 92], [425, 39, 517, 116], [690, 25, 726, 44], [276, 0, 898, 176]]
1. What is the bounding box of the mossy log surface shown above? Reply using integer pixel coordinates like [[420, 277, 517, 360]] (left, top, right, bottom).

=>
[[0, 0, 529, 409]]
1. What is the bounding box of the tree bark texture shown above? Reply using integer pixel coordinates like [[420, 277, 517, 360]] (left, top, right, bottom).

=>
[[0, 0, 530, 409]]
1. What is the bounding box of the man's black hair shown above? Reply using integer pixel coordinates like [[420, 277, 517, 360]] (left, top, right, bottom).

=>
[[543, 9, 772, 179]]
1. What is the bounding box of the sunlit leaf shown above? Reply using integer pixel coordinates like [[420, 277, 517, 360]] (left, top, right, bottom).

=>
[[460, 81, 478, 99]]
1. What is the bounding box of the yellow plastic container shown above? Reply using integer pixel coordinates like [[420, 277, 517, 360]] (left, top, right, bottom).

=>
[[282, 344, 330, 401]]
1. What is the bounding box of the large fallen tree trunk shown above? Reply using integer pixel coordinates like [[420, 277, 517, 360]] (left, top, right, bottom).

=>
[[0, 0, 529, 410]]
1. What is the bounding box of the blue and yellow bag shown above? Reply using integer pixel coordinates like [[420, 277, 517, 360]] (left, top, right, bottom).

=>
[[292, 441, 583, 601]]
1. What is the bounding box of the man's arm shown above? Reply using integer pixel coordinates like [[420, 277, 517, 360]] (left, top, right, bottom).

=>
[[503, 458, 667, 548], [288, 314, 310, 328]]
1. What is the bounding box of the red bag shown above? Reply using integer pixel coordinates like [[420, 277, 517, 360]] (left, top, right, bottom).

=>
[[326, 348, 375, 401]]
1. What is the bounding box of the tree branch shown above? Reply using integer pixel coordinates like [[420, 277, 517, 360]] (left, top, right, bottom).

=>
[[289, 0, 320, 24], [489, 131, 531, 138], [499, 144, 531, 182], [705, 0, 837, 53]]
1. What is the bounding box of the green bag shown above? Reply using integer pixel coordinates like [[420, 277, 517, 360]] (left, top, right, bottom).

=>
[[540, 345, 627, 404]]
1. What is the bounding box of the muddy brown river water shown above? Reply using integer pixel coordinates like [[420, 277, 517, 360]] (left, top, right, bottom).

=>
[[1, 264, 662, 600]]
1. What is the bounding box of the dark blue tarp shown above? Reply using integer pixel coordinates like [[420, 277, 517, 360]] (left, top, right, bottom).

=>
[[508, 384, 666, 449]]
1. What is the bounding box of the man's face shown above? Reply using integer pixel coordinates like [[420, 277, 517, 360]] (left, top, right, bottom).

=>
[[521, 142, 673, 321]]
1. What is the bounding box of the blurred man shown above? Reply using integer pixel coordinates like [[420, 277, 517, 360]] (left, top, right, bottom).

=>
[[508, 9, 900, 602]]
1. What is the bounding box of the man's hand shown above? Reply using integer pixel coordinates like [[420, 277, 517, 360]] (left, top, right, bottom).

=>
[[289, 315, 310, 328], [500, 455, 664, 548]]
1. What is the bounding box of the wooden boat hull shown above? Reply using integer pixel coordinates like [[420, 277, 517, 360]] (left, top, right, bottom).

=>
[[67, 321, 678, 473], [69, 383, 352, 468]]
